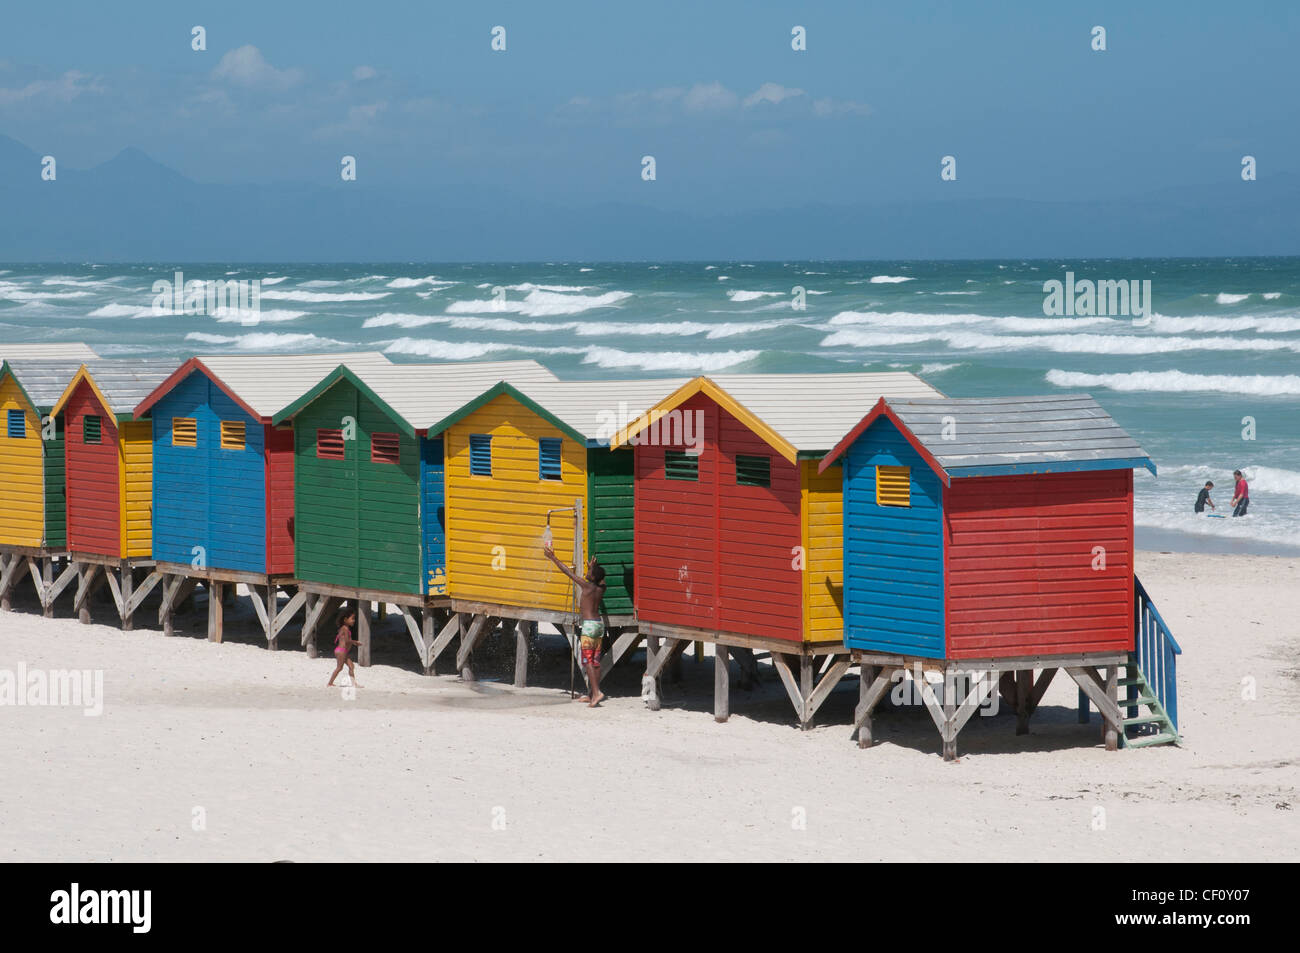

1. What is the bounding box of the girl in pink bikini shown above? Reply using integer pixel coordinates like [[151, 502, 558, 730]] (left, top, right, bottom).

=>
[[327, 605, 361, 688]]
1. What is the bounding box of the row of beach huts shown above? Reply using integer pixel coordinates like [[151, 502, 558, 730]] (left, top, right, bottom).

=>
[[0, 342, 1182, 758]]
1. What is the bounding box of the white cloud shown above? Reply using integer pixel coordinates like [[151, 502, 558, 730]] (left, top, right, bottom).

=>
[[353, 66, 377, 82], [0, 70, 104, 106], [212, 45, 304, 91], [682, 81, 738, 112], [743, 83, 805, 108]]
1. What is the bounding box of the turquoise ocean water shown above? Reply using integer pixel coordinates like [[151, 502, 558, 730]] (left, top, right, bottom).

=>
[[2, 258, 1298, 555]]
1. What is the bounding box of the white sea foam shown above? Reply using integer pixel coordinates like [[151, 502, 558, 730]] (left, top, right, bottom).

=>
[[260, 276, 290, 286], [446, 289, 631, 317], [822, 324, 1300, 355], [726, 290, 784, 302], [1214, 293, 1250, 304], [387, 276, 457, 290], [1045, 369, 1300, 397], [931, 291, 980, 296], [88, 303, 145, 318], [828, 310, 1113, 332], [1264, 292, 1282, 300], [41, 277, 112, 287], [1158, 463, 1300, 498], [297, 280, 342, 288], [1149, 313, 1300, 334], [212, 308, 307, 324], [579, 268, 594, 272], [869, 275, 914, 283], [364, 311, 790, 339], [0, 289, 94, 301], [186, 331, 343, 349], [504, 282, 598, 293], [261, 289, 391, 302]]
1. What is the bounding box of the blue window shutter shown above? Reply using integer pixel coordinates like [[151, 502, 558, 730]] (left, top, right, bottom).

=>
[[6, 409, 25, 439], [539, 437, 562, 480], [469, 434, 492, 476]]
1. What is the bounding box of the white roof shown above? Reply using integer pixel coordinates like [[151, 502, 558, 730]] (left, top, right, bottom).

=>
[[333, 359, 559, 429], [682, 371, 944, 453], [1, 343, 99, 362], [509, 378, 693, 442], [196, 351, 393, 419]]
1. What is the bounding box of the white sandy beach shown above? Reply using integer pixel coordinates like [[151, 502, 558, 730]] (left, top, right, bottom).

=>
[[1, 550, 1296, 863]]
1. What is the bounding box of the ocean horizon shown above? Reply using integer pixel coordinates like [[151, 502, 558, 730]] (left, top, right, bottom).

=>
[[4, 256, 1298, 557]]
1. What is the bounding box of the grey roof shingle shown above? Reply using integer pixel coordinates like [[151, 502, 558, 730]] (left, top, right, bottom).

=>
[[0, 343, 99, 362], [884, 394, 1153, 474], [1, 360, 89, 411]]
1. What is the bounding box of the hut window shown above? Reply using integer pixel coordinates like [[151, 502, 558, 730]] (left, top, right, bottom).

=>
[[371, 432, 400, 465], [538, 437, 562, 480], [220, 421, 246, 451], [875, 465, 911, 507], [664, 449, 699, 481], [470, 434, 492, 476], [83, 415, 102, 445], [172, 417, 197, 447], [735, 453, 771, 488], [316, 428, 345, 460], [7, 409, 25, 439]]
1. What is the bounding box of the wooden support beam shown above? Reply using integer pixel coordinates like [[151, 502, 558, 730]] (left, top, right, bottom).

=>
[[47, 559, 76, 611], [943, 670, 959, 761], [771, 653, 805, 722], [422, 609, 438, 676], [74, 563, 105, 623], [714, 644, 730, 723], [40, 557, 54, 617], [799, 655, 814, 730], [1065, 665, 1122, 747], [1103, 664, 1119, 751], [104, 566, 125, 618], [207, 581, 224, 643], [643, 636, 685, 680], [394, 603, 424, 667], [514, 621, 533, 687], [301, 594, 340, 657], [265, 585, 278, 649], [853, 665, 898, 749], [949, 670, 996, 738], [248, 584, 269, 633], [124, 570, 162, 618], [119, 562, 135, 630], [428, 612, 463, 668], [805, 655, 852, 726], [642, 635, 663, 711], [1015, 669, 1033, 735], [455, 614, 498, 679], [357, 601, 371, 667], [270, 589, 306, 639], [0, 554, 19, 611], [599, 628, 642, 673]]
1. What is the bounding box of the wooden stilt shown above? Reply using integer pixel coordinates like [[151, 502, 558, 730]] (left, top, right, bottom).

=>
[[1104, 664, 1119, 751], [265, 585, 278, 649], [357, 601, 372, 667], [513, 620, 531, 687], [208, 581, 224, 643], [714, 643, 730, 723], [120, 561, 135, 631], [0, 554, 12, 612], [41, 557, 53, 618], [1015, 669, 1033, 735], [942, 668, 958, 761], [853, 665, 897, 749], [422, 609, 437, 676]]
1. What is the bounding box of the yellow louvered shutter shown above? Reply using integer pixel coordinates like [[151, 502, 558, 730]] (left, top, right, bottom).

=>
[[172, 417, 197, 447], [875, 465, 911, 507], [220, 420, 246, 451]]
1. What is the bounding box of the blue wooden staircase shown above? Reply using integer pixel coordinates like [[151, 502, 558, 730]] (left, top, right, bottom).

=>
[[1121, 576, 1182, 747]]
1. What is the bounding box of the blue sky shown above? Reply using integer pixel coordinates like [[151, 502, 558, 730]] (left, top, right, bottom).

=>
[[2, 0, 1297, 214]]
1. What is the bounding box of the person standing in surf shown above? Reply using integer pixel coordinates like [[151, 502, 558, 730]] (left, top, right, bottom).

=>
[[328, 605, 361, 688], [1230, 470, 1250, 517], [1194, 480, 1216, 514], [542, 544, 607, 707]]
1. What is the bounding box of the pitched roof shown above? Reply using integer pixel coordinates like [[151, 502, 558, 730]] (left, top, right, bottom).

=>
[[0, 359, 92, 412], [0, 343, 99, 362], [820, 394, 1156, 480], [271, 359, 558, 432], [50, 360, 178, 419], [611, 371, 944, 462], [426, 377, 692, 444], [133, 351, 394, 421]]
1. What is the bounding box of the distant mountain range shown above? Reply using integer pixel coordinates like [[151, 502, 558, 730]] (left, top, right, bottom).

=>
[[2, 133, 1297, 261]]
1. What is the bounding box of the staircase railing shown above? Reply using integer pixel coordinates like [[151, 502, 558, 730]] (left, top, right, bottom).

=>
[[1134, 575, 1182, 732]]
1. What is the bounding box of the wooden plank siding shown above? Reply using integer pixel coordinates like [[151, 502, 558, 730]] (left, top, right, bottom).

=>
[[0, 374, 44, 546], [801, 459, 844, 643], [150, 371, 267, 573], [265, 425, 295, 576], [633, 393, 805, 642], [118, 420, 154, 558], [293, 377, 422, 594], [443, 393, 588, 614], [420, 436, 447, 595], [42, 418, 67, 549], [587, 447, 634, 616], [841, 417, 945, 658], [64, 379, 122, 558], [944, 469, 1135, 658]]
